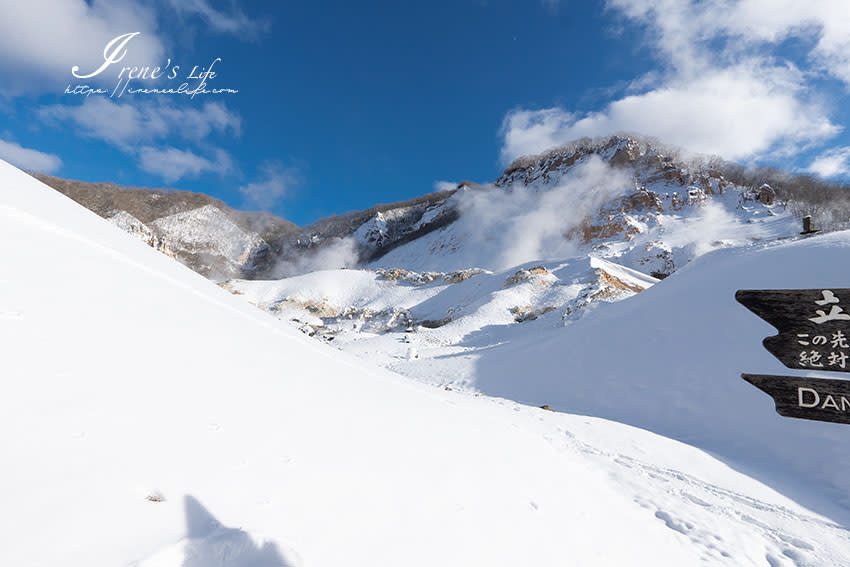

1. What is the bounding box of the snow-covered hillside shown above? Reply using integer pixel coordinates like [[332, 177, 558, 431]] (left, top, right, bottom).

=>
[[223, 139, 801, 377], [223, 139, 807, 454], [368, 139, 796, 275], [3, 160, 850, 566], [217, 137, 850, 550], [219, 138, 802, 391], [226, 256, 659, 357], [228, 227, 850, 520], [471, 231, 850, 509]]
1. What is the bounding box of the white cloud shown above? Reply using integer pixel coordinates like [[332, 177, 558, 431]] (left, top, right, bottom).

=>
[[39, 99, 241, 147], [0, 139, 62, 173], [164, 0, 268, 37], [458, 156, 632, 269], [271, 237, 359, 278], [501, 1, 847, 164], [807, 146, 850, 178], [138, 146, 233, 182], [238, 162, 298, 209], [0, 0, 165, 94], [607, 0, 850, 86], [501, 65, 837, 163], [40, 98, 160, 147], [0, 0, 268, 95], [0, 0, 263, 185], [39, 98, 241, 183], [433, 180, 458, 191]]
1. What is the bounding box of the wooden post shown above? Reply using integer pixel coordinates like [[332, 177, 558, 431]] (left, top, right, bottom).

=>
[[801, 216, 819, 235]]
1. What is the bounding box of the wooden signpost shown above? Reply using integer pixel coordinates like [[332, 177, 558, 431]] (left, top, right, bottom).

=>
[[737, 288, 850, 425], [742, 373, 850, 424]]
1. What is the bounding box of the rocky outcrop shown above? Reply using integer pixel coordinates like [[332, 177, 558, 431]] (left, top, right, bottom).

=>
[[376, 267, 485, 286], [596, 266, 650, 294], [496, 135, 790, 276], [352, 197, 460, 262], [503, 266, 552, 288], [107, 211, 175, 258], [510, 304, 558, 322], [36, 173, 298, 279], [150, 205, 270, 279]]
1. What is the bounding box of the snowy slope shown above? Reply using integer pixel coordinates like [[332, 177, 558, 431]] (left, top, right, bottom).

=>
[[3, 163, 850, 566], [469, 231, 850, 518], [226, 256, 657, 356]]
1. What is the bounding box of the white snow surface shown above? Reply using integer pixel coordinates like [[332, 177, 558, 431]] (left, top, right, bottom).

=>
[[471, 231, 850, 510], [253, 233, 850, 525], [3, 160, 850, 566]]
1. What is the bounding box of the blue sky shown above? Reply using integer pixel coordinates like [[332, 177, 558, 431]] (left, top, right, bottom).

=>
[[1, 0, 849, 225]]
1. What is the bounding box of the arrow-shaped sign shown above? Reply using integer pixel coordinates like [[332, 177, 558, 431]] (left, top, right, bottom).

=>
[[736, 289, 850, 373], [742, 373, 850, 424]]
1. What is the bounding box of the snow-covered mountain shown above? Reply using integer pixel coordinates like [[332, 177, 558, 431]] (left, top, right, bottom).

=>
[[365, 136, 797, 276], [36, 138, 834, 398], [8, 157, 850, 565], [217, 136, 804, 390], [214, 137, 850, 539], [40, 135, 816, 284]]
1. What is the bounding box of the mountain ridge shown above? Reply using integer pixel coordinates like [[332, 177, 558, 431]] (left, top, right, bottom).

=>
[[34, 134, 850, 283]]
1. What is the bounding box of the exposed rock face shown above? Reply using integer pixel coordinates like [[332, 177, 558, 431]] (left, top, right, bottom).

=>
[[493, 135, 791, 277], [503, 266, 552, 288], [150, 205, 270, 279], [560, 257, 659, 322], [348, 194, 460, 261], [596, 265, 648, 294], [510, 304, 557, 322], [268, 297, 341, 319], [376, 267, 484, 286], [107, 211, 174, 258], [35, 173, 298, 279], [36, 172, 459, 279], [443, 268, 485, 284]]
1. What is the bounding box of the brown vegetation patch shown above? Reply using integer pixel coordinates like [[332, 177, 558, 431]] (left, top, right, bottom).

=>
[[503, 266, 551, 287], [596, 269, 648, 293]]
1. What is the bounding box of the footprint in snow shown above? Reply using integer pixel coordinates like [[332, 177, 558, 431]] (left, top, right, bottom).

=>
[[683, 492, 711, 507], [654, 510, 693, 535], [777, 534, 814, 551]]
